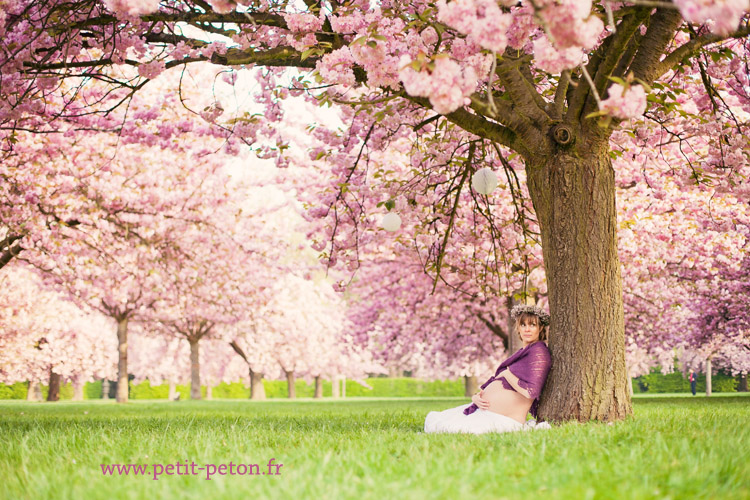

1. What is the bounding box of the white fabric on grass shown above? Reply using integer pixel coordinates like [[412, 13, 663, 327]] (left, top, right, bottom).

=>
[[424, 403, 550, 434]]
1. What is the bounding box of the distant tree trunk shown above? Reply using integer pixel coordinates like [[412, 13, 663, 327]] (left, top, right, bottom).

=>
[[249, 369, 266, 400], [72, 375, 85, 401], [628, 376, 634, 397], [47, 370, 61, 402], [705, 359, 712, 397], [506, 296, 523, 354], [528, 145, 632, 422], [388, 366, 400, 377], [101, 379, 110, 399], [342, 378, 346, 397], [739, 373, 748, 392], [168, 381, 177, 401], [116, 317, 129, 403], [285, 370, 296, 399], [26, 380, 42, 401], [331, 376, 340, 398], [314, 375, 323, 398], [189, 338, 201, 400], [464, 375, 478, 397], [206, 384, 213, 400]]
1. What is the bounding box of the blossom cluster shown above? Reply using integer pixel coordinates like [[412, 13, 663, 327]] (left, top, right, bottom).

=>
[[398, 56, 478, 115], [600, 83, 648, 120], [437, 0, 513, 53], [674, 0, 750, 35]]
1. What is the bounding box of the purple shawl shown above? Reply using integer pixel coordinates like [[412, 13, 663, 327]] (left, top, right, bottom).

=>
[[464, 341, 551, 419]]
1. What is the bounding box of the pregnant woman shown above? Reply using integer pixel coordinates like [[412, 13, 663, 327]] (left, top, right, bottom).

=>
[[424, 304, 552, 434]]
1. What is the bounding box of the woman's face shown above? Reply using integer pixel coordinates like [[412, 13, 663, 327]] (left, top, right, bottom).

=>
[[519, 317, 541, 345]]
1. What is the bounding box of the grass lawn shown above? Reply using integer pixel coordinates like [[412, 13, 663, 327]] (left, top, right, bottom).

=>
[[1, 394, 748, 500]]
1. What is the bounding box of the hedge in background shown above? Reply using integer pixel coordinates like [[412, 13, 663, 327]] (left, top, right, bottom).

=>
[[633, 369, 738, 393], [0, 378, 465, 399], [1, 373, 741, 399]]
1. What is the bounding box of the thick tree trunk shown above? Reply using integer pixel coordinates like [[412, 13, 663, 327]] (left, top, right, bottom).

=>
[[249, 370, 266, 400], [285, 370, 296, 399], [331, 376, 340, 398], [527, 143, 632, 422], [72, 375, 85, 401], [116, 317, 129, 403], [464, 375, 478, 397], [314, 375, 323, 398], [101, 379, 110, 399], [27, 380, 42, 401], [47, 370, 61, 402], [705, 359, 712, 397], [739, 373, 748, 392], [189, 338, 201, 400]]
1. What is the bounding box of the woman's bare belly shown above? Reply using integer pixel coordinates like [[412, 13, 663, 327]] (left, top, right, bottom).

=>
[[483, 378, 533, 424]]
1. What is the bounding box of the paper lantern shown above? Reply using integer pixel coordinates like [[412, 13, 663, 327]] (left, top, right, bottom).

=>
[[381, 213, 401, 232], [471, 168, 498, 195]]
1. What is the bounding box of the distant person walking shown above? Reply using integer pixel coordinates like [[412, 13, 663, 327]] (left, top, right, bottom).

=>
[[689, 369, 697, 396]]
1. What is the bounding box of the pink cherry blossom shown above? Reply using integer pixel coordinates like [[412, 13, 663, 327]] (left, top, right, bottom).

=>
[[600, 83, 648, 119]]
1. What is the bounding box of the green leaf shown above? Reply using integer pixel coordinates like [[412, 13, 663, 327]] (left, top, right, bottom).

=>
[[300, 48, 317, 61]]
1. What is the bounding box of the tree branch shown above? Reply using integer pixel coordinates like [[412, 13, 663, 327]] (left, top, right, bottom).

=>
[[496, 53, 551, 128], [477, 313, 509, 350], [432, 144, 473, 293], [404, 95, 519, 151], [211, 45, 318, 69], [627, 8, 684, 85], [0, 242, 23, 269], [654, 25, 750, 79], [569, 9, 649, 121]]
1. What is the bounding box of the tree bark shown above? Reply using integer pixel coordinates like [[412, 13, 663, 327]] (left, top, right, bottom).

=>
[[101, 379, 110, 399], [527, 142, 632, 422], [705, 359, 712, 397], [249, 369, 266, 400], [26, 380, 42, 401], [116, 317, 129, 403], [314, 375, 323, 398], [464, 375, 478, 397], [331, 376, 340, 398], [72, 375, 85, 401], [285, 370, 296, 399], [739, 373, 748, 392], [506, 296, 524, 354], [189, 338, 201, 400], [47, 370, 61, 402]]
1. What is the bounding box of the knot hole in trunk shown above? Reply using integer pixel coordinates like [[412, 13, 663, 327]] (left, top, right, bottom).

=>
[[551, 124, 574, 147]]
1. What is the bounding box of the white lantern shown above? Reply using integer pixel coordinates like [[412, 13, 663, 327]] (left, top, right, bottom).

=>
[[381, 213, 402, 232], [471, 167, 498, 195]]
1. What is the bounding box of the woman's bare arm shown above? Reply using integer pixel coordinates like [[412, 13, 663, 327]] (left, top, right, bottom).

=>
[[498, 369, 532, 399]]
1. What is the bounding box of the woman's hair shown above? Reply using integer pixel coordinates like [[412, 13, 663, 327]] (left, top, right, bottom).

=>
[[513, 312, 548, 342]]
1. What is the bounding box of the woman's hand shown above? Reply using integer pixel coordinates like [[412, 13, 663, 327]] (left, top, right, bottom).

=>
[[471, 390, 490, 410]]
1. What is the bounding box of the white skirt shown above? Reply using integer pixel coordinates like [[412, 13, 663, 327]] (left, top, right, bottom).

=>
[[424, 403, 549, 434]]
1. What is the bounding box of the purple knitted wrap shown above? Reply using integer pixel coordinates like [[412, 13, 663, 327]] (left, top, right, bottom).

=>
[[464, 341, 551, 419]]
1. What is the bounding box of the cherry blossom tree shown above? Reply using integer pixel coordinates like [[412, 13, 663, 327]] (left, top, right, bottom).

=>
[[4, 0, 750, 421], [0, 263, 116, 401]]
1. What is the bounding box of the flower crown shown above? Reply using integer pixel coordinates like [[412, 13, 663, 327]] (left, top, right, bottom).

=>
[[510, 304, 550, 326]]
